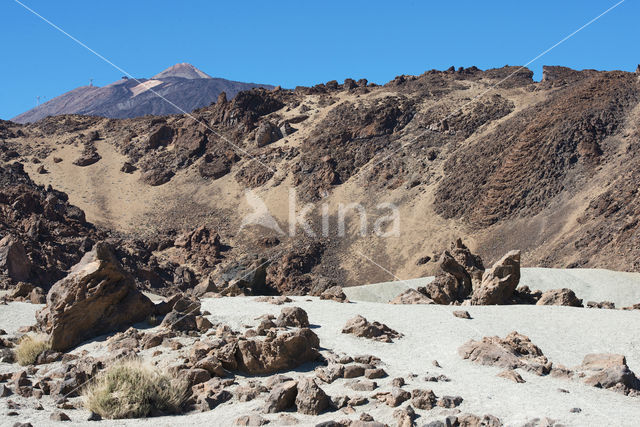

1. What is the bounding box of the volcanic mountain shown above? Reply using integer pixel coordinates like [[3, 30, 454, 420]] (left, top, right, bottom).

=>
[[11, 63, 273, 123]]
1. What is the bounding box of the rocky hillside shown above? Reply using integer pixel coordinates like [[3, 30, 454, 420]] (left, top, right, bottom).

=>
[[1, 65, 640, 296], [11, 63, 274, 123]]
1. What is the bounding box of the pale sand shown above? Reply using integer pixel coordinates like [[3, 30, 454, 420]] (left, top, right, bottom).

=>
[[1, 287, 640, 425]]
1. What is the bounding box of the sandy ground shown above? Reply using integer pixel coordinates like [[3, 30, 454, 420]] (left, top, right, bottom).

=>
[[344, 268, 640, 307], [1, 276, 640, 426]]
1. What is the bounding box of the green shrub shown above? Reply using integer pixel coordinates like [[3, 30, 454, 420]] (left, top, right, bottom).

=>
[[15, 334, 50, 366], [83, 359, 188, 419]]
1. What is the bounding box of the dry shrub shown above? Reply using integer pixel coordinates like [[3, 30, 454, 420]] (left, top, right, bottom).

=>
[[15, 334, 50, 366], [83, 359, 188, 419]]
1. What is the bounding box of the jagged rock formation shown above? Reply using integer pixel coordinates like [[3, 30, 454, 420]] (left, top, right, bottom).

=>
[[36, 242, 155, 351]]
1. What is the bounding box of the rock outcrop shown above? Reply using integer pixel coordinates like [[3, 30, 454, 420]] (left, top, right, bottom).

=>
[[36, 243, 155, 351], [576, 353, 640, 396], [235, 328, 321, 375], [459, 331, 551, 375], [470, 250, 521, 305], [536, 289, 583, 307], [389, 288, 434, 305]]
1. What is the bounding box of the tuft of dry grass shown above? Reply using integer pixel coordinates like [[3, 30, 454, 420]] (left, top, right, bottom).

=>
[[15, 334, 50, 366], [83, 359, 188, 419]]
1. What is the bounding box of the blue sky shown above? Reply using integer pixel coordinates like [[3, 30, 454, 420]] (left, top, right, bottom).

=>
[[1, 0, 638, 120]]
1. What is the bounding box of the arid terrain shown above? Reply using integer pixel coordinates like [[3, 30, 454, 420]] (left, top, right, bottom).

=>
[[1, 65, 640, 426]]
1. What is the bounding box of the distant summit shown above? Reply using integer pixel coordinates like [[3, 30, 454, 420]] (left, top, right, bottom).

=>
[[12, 63, 273, 123], [152, 63, 212, 80]]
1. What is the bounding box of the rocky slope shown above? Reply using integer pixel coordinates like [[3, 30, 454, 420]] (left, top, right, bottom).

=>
[[11, 63, 274, 123], [1, 65, 640, 296]]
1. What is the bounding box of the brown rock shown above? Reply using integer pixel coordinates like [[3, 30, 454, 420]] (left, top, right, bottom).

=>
[[470, 250, 521, 305], [264, 380, 297, 413], [346, 379, 377, 391], [276, 307, 309, 328], [295, 377, 330, 415], [437, 395, 463, 408], [10, 281, 34, 299], [234, 414, 269, 426], [315, 364, 344, 383], [36, 243, 154, 351], [392, 377, 405, 387], [458, 331, 551, 375], [183, 368, 211, 386], [420, 250, 472, 304], [50, 411, 71, 421], [0, 236, 31, 283], [342, 315, 402, 343], [411, 389, 437, 410], [536, 289, 583, 307], [72, 146, 101, 167], [140, 168, 174, 186], [235, 328, 320, 375], [453, 310, 472, 319], [374, 387, 411, 407], [497, 369, 526, 383], [343, 365, 365, 378], [389, 288, 435, 305], [29, 287, 46, 304], [393, 405, 417, 427], [255, 122, 281, 147], [120, 162, 136, 173], [457, 414, 502, 426], [364, 368, 387, 379], [319, 285, 348, 303], [577, 353, 640, 395]]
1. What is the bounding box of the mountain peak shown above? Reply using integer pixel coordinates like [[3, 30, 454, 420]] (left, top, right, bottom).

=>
[[152, 63, 212, 80]]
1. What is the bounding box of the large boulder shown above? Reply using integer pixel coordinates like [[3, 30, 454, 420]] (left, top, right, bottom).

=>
[[295, 377, 330, 415], [470, 250, 521, 305], [536, 288, 583, 307], [235, 328, 321, 375], [577, 354, 640, 396], [36, 243, 155, 351], [276, 307, 309, 328], [458, 331, 551, 375]]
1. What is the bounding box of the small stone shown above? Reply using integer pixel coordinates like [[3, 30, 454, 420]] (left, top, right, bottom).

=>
[[343, 365, 365, 378], [453, 310, 471, 319], [392, 377, 405, 387], [234, 414, 269, 426], [0, 384, 12, 397], [364, 368, 387, 379], [570, 408, 582, 413], [50, 411, 71, 421], [346, 379, 377, 391], [411, 389, 437, 410]]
